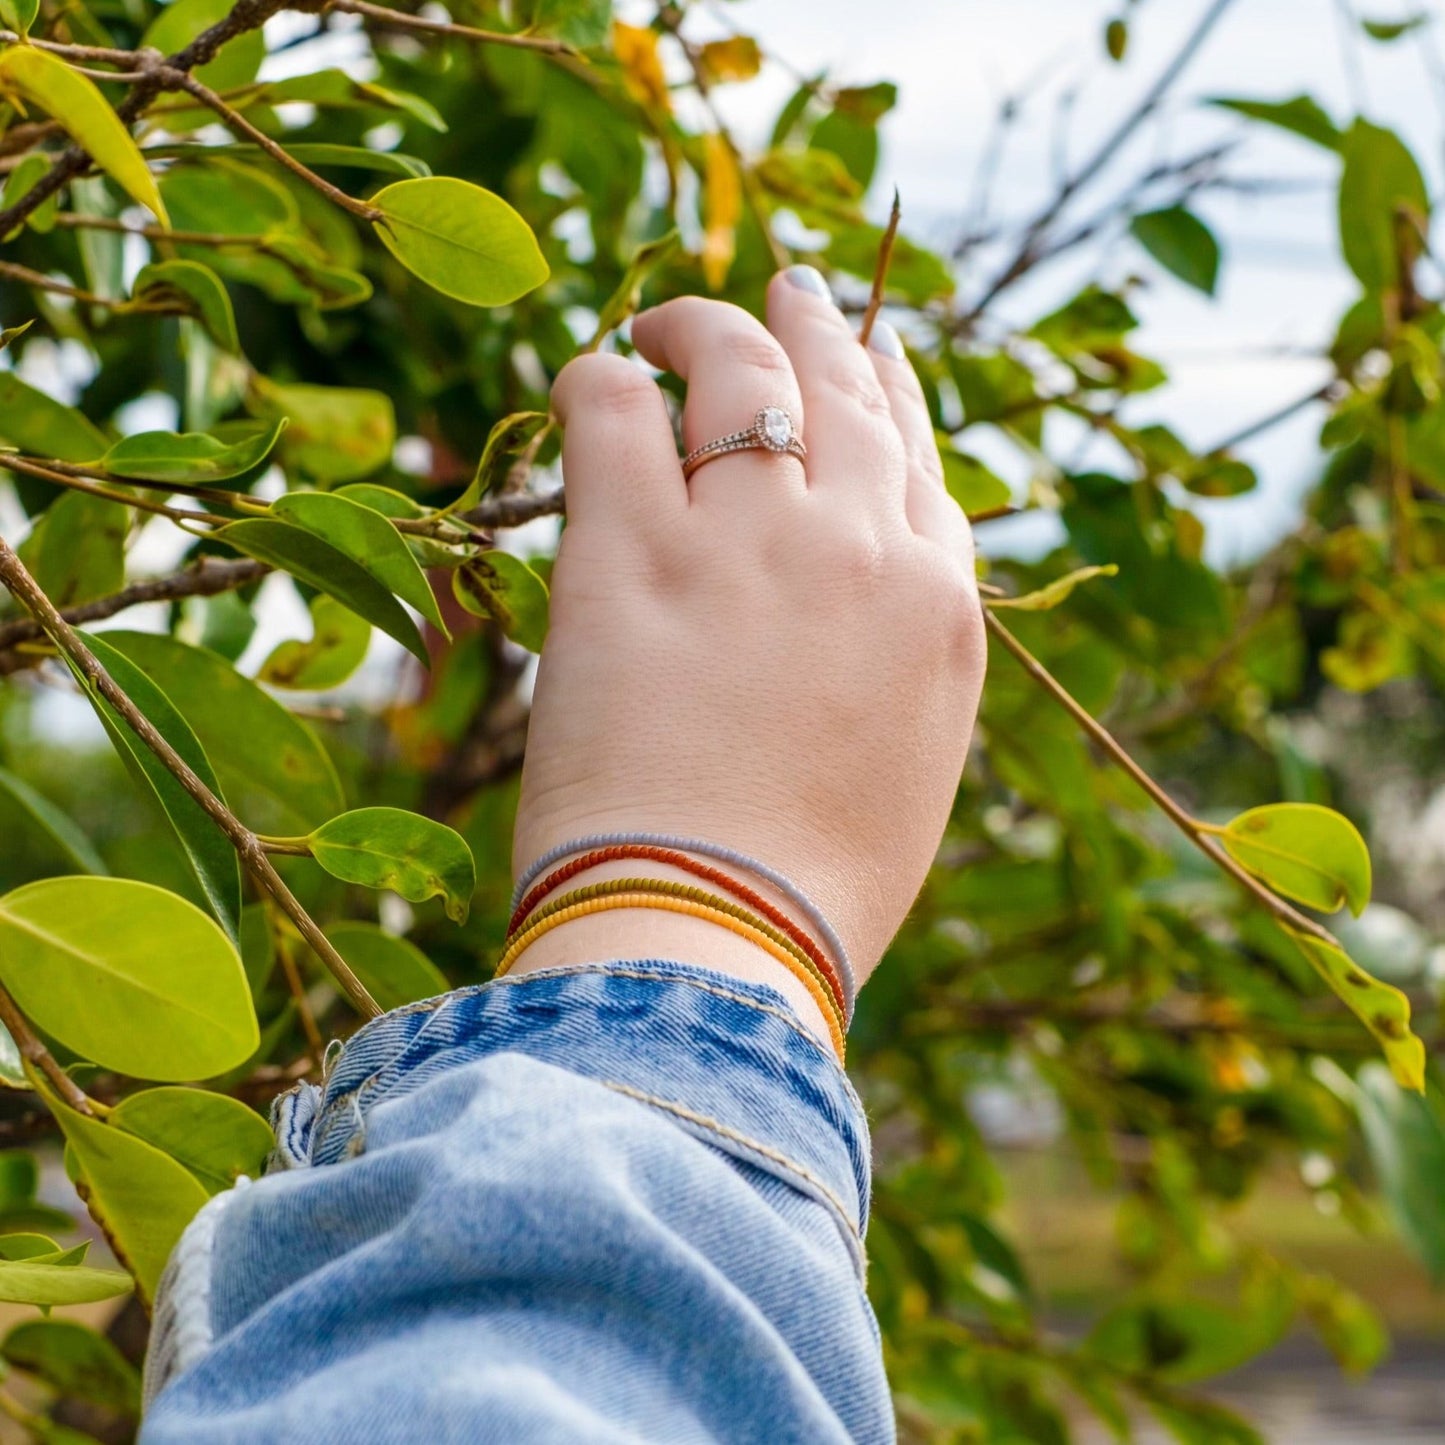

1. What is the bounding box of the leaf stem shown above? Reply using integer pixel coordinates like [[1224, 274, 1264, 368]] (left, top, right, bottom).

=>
[[272, 919, 325, 1062], [982, 610, 1338, 947], [0, 537, 382, 1019], [256, 835, 314, 856], [0, 983, 94, 1114]]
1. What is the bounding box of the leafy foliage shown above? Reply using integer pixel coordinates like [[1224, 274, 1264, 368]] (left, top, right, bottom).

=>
[[0, 1, 1440, 1440]]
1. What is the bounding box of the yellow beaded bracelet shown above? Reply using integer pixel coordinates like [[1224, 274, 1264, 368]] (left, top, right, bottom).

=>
[[495, 891, 847, 1062], [511, 876, 844, 1034]]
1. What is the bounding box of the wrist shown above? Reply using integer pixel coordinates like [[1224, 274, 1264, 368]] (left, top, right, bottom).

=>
[[501, 901, 839, 1055]]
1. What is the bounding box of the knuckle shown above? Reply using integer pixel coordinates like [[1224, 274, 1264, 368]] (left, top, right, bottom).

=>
[[555, 353, 659, 417], [822, 357, 894, 419], [716, 325, 793, 379]]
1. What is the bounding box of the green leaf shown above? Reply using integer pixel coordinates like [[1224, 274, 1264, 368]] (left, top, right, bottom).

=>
[[128, 260, 240, 352], [16, 491, 127, 610], [1031, 286, 1139, 354], [1129, 207, 1221, 295], [370, 177, 550, 307], [1338, 119, 1430, 291], [248, 377, 395, 484], [219, 519, 428, 665], [1288, 930, 1425, 1091], [69, 633, 241, 942], [98, 631, 345, 838], [239, 903, 275, 997], [1, 153, 56, 237], [0, 373, 110, 462], [0, 1023, 25, 1089], [0, 767, 108, 877], [0, 48, 167, 223], [454, 411, 550, 513], [111, 1087, 272, 1195], [307, 808, 476, 923], [0, 876, 257, 1080], [271, 491, 448, 637], [1297, 1274, 1388, 1374], [142, 0, 265, 102], [592, 232, 680, 343], [991, 565, 1119, 611], [51, 1098, 209, 1307], [1362, 13, 1428, 40], [99, 422, 285, 484], [245, 141, 430, 178], [0, 0, 38, 35], [1355, 1063, 1445, 1282], [1217, 802, 1371, 914], [243, 69, 447, 133], [940, 447, 1013, 515], [1210, 94, 1341, 150], [258, 594, 372, 691], [0, 318, 34, 349], [0, 1234, 63, 1261], [2, 1319, 141, 1415], [0, 1257, 133, 1308], [1146, 1393, 1265, 1445], [452, 552, 550, 653], [951, 352, 1043, 445], [324, 922, 449, 1012]]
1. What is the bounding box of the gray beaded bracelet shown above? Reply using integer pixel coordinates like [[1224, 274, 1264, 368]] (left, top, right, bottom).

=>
[[511, 831, 857, 1017]]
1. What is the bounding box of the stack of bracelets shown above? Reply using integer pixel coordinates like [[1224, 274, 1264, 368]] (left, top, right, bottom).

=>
[[504, 833, 855, 1063]]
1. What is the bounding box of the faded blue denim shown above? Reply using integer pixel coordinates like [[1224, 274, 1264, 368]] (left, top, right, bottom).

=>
[[140, 960, 894, 1443]]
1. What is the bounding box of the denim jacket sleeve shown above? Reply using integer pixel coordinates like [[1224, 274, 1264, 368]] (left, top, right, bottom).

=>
[[138, 960, 895, 1445]]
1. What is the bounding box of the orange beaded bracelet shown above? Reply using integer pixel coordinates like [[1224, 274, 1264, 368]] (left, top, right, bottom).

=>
[[495, 891, 847, 1062], [511, 876, 843, 1030], [509, 844, 848, 1019]]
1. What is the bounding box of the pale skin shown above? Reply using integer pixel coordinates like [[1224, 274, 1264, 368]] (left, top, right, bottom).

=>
[[509, 266, 987, 1051]]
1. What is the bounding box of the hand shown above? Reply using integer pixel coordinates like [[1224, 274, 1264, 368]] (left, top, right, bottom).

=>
[[510, 266, 985, 1029]]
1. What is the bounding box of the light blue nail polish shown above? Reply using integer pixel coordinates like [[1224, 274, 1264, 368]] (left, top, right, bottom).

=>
[[867, 319, 906, 360], [783, 264, 832, 301]]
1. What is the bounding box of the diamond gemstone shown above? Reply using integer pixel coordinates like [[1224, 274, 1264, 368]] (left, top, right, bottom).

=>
[[758, 407, 793, 450]]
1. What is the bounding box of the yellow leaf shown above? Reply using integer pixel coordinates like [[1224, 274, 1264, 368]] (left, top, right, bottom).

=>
[[613, 22, 671, 114], [699, 35, 762, 84], [0, 47, 168, 224], [701, 132, 741, 292]]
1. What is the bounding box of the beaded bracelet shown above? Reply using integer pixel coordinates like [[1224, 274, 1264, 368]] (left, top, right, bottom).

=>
[[511, 846, 848, 1020], [512, 832, 856, 1013], [495, 891, 847, 1062], [509, 877, 846, 1034]]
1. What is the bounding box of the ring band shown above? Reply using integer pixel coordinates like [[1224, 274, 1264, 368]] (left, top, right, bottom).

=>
[[682, 406, 806, 479]]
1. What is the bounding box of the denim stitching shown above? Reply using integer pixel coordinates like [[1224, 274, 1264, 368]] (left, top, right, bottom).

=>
[[598, 1079, 861, 1246]]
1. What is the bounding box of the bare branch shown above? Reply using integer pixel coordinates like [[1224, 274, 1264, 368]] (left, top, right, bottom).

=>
[[858, 189, 902, 349], [328, 0, 578, 55]]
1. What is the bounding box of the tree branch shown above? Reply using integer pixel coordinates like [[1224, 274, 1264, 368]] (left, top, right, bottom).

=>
[[326, 0, 578, 56], [0, 536, 381, 1020], [963, 0, 1242, 321], [0, 558, 268, 667], [859, 189, 901, 349], [982, 610, 1338, 947], [0, 0, 300, 237]]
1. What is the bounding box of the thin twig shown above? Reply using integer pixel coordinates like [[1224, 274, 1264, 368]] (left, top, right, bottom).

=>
[[0, 982, 94, 1114], [0, 455, 216, 527], [1202, 381, 1336, 455], [0, 538, 381, 1019], [964, 0, 1242, 321], [327, 0, 578, 55], [0, 558, 267, 657], [164, 69, 382, 221], [983, 610, 1337, 947], [858, 189, 901, 349], [0, 0, 300, 238], [273, 923, 325, 1061]]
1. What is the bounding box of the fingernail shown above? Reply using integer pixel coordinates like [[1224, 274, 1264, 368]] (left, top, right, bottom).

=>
[[867, 319, 906, 360], [783, 264, 833, 301]]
